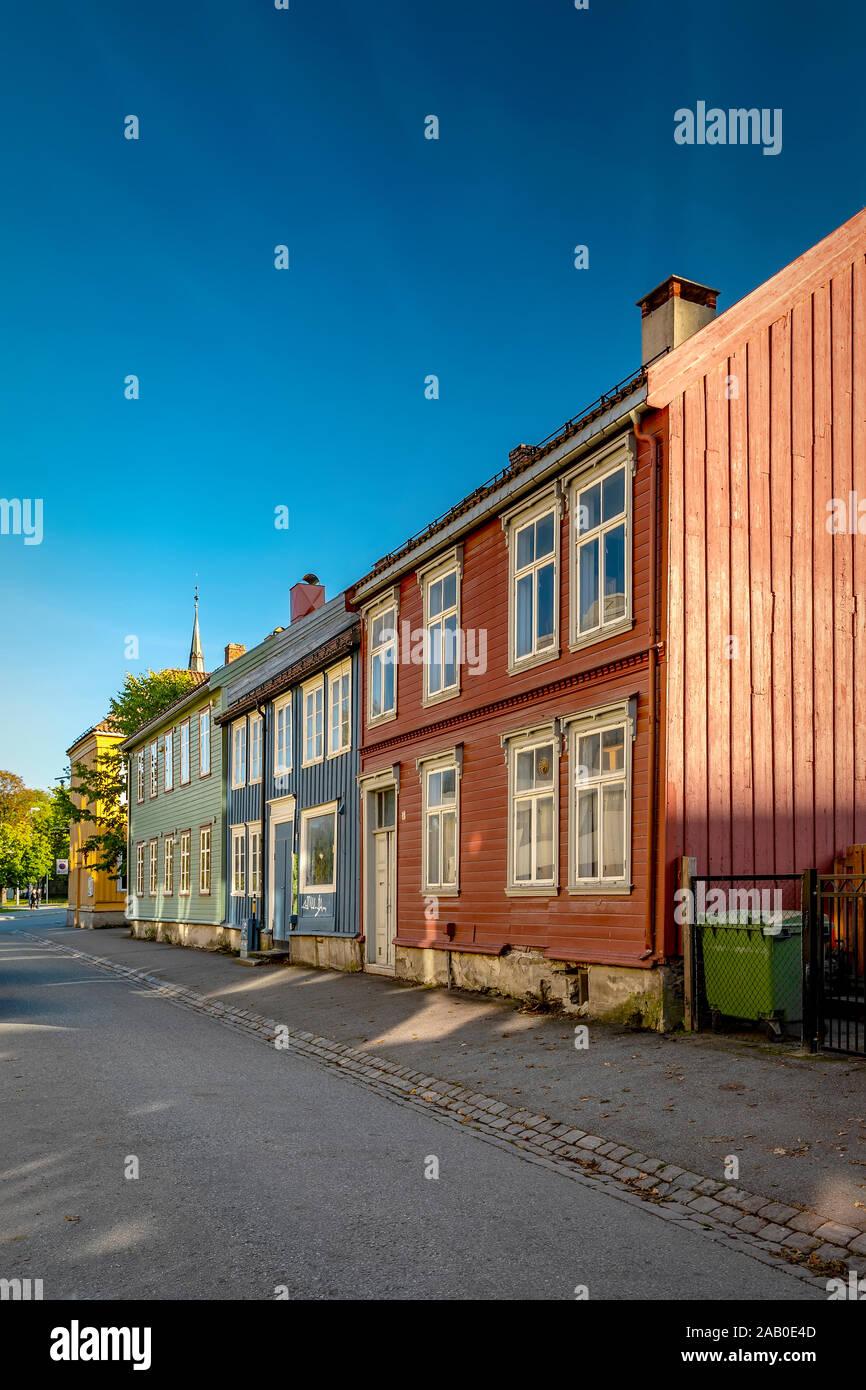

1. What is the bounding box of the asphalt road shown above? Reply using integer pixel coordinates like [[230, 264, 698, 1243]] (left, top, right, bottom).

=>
[[0, 913, 820, 1301]]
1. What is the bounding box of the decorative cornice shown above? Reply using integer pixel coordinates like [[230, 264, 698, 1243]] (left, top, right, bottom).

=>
[[216, 624, 360, 725]]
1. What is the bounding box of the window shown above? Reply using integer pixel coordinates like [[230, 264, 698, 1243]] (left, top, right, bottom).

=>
[[572, 457, 630, 644], [164, 837, 174, 895], [249, 827, 261, 896], [368, 599, 397, 721], [231, 719, 247, 789], [511, 505, 557, 666], [148, 840, 158, 895], [179, 831, 191, 895], [180, 720, 191, 785], [199, 707, 211, 777], [421, 558, 460, 702], [327, 660, 351, 757], [568, 702, 634, 891], [149, 741, 158, 799], [422, 760, 459, 892], [274, 695, 292, 774], [136, 751, 145, 804], [303, 678, 324, 766], [164, 729, 174, 791], [231, 826, 246, 896], [249, 713, 263, 782], [507, 732, 557, 890], [135, 842, 145, 897], [199, 827, 212, 894], [300, 804, 337, 893]]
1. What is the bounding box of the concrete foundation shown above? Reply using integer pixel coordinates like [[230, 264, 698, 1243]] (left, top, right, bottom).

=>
[[395, 945, 683, 1031], [67, 908, 128, 928], [286, 934, 365, 972]]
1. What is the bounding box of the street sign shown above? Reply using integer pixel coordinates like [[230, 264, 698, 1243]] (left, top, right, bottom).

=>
[[55, 859, 69, 874]]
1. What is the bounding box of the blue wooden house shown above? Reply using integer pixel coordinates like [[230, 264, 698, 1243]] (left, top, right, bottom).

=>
[[216, 584, 361, 966]]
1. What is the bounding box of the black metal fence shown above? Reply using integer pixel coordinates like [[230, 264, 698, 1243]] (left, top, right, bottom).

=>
[[803, 869, 866, 1056], [688, 874, 804, 1040]]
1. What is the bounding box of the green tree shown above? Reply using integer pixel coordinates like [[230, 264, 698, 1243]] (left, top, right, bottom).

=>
[[0, 820, 31, 901], [59, 669, 200, 878]]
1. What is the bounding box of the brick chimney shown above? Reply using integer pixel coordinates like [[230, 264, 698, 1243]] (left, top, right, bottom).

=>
[[290, 573, 326, 623], [224, 642, 246, 665], [637, 276, 719, 365]]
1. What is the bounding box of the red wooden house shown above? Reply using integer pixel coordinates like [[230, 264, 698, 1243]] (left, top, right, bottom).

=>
[[351, 207, 866, 1027]]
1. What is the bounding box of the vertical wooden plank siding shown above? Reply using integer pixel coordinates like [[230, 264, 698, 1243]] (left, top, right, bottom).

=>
[[655, 247, 866, 893]]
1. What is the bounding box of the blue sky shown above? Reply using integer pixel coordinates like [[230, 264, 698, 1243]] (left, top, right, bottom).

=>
[[1, 0, 864, 788]]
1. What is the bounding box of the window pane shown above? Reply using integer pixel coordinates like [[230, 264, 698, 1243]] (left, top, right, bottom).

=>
[[516, 523, 534, 569], [442, 810, 456, 885], [428, 771, 442, 807], [579, 537, 599, 632], [578, 788, 598, 878], [535, 512, 554, 558], [603, 524, 626, 622], [429, 620, 442, 694], [601, 726, 625, 773], [441, 571, 457, 610], [534, 744, 553, 785], [429, 578, 443, 619], [307, 813, 335, 887], [602, 468, 625, 521], [516, 750, 534, 792], [377, 788, 395, 829], [602, 784, 625, 877], [427, 813, 441, 885], [515, 804, 532, 880], [441, 767, 456, 802], [372, 653, 383, 717], [536, 561, 555, 645], [578, 732, 600, 777], [443, 613, 458, 688], [516, 573, 533, 657], [372, 613, 386, 646], [383, 658, 395, 713], [579, 482, 601, 534], [536, 795, 554, 880]]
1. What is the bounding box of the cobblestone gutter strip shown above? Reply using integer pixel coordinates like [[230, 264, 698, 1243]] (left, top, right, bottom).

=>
[[21, 931, 866, 1293]]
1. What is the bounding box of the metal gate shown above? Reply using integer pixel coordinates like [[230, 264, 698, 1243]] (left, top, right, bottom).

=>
[[803, 868, 866, 1056]]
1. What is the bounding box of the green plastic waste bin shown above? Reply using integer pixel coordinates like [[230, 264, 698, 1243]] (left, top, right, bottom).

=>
[[699, 911, 802, 1026]]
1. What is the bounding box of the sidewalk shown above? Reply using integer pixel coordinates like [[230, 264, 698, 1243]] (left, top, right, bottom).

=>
[[26, 918, 866, 1228]]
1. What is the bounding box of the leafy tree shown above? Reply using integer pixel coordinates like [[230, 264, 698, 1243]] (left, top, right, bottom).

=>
[[0, 820, 32, 900], [59, 669, 200, 878], [0, 771, 40, 825]]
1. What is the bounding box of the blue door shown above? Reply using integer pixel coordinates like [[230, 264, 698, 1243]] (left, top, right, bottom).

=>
[[273, 820, 293, 941]]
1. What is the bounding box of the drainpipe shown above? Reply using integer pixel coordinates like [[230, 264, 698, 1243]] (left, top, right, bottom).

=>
[[630, 408, 661, 959]]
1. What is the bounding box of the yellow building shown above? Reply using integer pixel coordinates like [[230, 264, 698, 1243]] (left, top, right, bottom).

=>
[[66, 721, 127, 927]]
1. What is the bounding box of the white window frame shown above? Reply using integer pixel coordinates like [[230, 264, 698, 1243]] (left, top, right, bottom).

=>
[[136, 750, 145, 804], [247, 822, 261, 897], [179, 720, 191, 786], [418, 751, 460, 896], [419, 549, 462, 707], [302, 677, 325, 767], [503, 723, 559, 894], [566, 698, 635, 894], [273, 694, 292, 775], [569, 446, 633, 651], [365, 590, 399, 727], [199, 706, 212, 778], [149, 741, 158, 799], [179, 830, 191, 896], [249, 712, 263, 784], [327, 659, 352, 758], [299, 800, 338, 897], [231, 825, 246, 897], [231, 718, 247, 790], [148, 838, 158, 896], [503, 490, 561, 675], [164, 836, 174, 896], [135, 842, 145, 897], [199, 826, 212, 894], [164, 728, 174, 792]]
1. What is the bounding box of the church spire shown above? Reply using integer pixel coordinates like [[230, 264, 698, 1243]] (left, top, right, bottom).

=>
[[188, 587, 204, 674]]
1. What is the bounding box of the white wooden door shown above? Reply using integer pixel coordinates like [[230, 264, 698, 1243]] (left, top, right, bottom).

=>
[[373, 829, 395, 968]]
